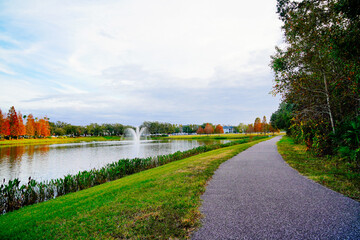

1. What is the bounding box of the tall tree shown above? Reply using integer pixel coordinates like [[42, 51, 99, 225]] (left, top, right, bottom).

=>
[[34, 118, 42, 137], [271, 0, 360, 155], [17, 112, 26, 137], [8, 106, 19, 138], [196, 126, 204, 134], [40, 117, 51, 137], [204, 123, 214, 134], [26, 114, 35, 137], [254, 117, 262, 133], [246, 124, 254, 134], [214, 124, 224, 134], [0, 109, 10, 138], [261, 116, 268, 134]]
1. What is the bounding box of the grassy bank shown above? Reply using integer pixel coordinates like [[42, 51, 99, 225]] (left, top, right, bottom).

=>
[[277, 136, 360, 201], [0, 136, 121, 148], [0, 137, 270, 239]]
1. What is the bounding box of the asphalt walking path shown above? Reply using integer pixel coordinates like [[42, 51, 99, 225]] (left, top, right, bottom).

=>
[[192, 136, 360, 239]]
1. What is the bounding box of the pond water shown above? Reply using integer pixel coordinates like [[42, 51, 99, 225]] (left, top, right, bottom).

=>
[[0, 139, 229, 184]]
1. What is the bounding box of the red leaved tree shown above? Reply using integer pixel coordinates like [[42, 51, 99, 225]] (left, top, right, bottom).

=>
[[254, 117, 262, 133], [40, 117, 51, 137], [0, 109, 10, 138], [214, 124, 224, 134], [34, 118, 42, 137], [204, 123, 214, 135], [196, 126, 204, 134], [8, 106, 19, 139], [17, 112, 26, 137], [26, 114, 35, 137]]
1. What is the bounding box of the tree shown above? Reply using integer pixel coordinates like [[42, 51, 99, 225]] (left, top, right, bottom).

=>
[[0, 109, 10, 138], [271, 0, 360, 155], [8, 106, 19, 138], [246, 124, 254, 134], [34, 118, 42, 137], [17, 112, 26, 137], [261, 116, 268, 134], [237, 123, 248, 133], [270, 102, 293, 134], [214, 124, 224, 134], [254, 117, 261, 133], [204, 123, 214, 135], [40, 117, 51, 137], [196, 126, 204, 134], [26, 114, 35, 137]]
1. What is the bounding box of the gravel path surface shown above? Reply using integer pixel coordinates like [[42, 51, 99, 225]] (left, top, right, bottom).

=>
[[192, 136, 360, 239]]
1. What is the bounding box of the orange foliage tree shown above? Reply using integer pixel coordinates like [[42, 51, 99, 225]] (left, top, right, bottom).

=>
[[0, 109, 10, 138], [261, 116, 268, 134], [26, 114, 35, 137], [34, 118, 42, 137], [204, 123, 214, 134], [0, 106, 50, 139], [17, 112, 26, 136], [196, 126, 204, 134], [246, 124, 254, 134], [8, 106, 19, 138], [214, 124, 224, 134], [254, 117, 262, 133], [40, 117, 51, 137]]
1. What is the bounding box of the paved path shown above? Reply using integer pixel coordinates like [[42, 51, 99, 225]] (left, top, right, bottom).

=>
[[192, 136, 360, 239]]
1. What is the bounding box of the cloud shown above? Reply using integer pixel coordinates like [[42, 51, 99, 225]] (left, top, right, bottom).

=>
[[0, 0, 282, 125]]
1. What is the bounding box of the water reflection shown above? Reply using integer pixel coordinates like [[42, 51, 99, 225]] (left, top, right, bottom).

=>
[[0, 139, 229, 184]]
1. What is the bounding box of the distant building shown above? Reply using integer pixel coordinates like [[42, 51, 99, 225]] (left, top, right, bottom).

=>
[[223, 126, 235, 134]]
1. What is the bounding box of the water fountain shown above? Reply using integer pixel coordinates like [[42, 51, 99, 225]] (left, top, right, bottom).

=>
[[125, 126, 148, 143]]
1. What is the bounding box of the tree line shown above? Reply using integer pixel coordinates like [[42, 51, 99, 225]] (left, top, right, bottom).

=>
[[237, 116, 279, 135], [0, 106, 50, 139], [0, 106, 278, 139], [270, 0, 360, 166]]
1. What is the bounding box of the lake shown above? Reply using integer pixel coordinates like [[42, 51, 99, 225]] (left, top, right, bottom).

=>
[[0, 139, 229, 184]]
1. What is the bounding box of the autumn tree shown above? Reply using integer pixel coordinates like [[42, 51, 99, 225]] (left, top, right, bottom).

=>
[[26, 114, 35, 137], [8, 106, 20, 138], [40, 117, 51, 137], [214, 124, 224, 134], [204, 123, 214, 135], [34, 118, 42, 137], [246, 124, 254, 134], [254, 117, 262, 133], [0, 109, 10, 138], [196, 126, 204, 134], [17, 112, 26, 137], [261, 116, 268, 134]]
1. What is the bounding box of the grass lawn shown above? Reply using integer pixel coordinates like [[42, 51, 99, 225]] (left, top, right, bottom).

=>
[[0, 136, 121, 148], [277, 136, 360, 201], [0, 137, 271, 239]]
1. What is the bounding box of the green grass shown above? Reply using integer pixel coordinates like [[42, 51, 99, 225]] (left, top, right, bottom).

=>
[[0, 136, 121, 148], [277, 136, 360, 201], [0, 137, 271, 239]]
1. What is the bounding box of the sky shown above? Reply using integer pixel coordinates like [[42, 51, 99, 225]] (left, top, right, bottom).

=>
[[0, 0, 283, 126]]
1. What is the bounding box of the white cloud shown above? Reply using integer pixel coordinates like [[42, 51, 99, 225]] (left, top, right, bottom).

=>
[[0, 0, 282, 125]]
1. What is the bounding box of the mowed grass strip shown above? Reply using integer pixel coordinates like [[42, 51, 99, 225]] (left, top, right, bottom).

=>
[[0, 137, 271, 239], [277, 136, 360, 201], [0, 136, 121, 148]]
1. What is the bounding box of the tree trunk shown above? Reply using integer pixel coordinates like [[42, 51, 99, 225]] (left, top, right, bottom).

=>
[[323, 72, 335, 134]]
